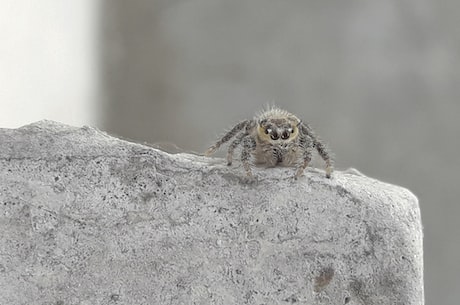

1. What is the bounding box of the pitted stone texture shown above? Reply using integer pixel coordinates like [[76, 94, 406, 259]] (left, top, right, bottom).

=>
[[0, 121, 423, 305]]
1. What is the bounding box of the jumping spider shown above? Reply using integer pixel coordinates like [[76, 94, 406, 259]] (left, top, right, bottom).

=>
[[205, 107, 334, 179]]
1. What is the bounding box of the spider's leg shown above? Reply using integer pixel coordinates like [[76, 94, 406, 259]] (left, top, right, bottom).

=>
[[205, 120, 250, 156], [300, 123, 334, 178], [240, 136, 257, 177], [227, 131, 247, 166], [295, 134, 313, 178], [314, 138, 334, 178]]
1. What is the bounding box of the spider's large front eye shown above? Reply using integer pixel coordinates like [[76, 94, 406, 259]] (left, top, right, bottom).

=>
[[281, 130, 290, 140], [270, 132, 279, 140]]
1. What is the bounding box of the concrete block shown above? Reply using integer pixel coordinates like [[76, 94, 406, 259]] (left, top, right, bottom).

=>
[[0, 121, 424, 305]]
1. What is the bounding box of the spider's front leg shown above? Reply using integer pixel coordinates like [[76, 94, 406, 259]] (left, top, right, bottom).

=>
[[311, 133, 334, 178], [240, 136, 257, 177], [205, 120, 250, 156], [294, 135, 313, 179], [227, 132, 247, 166], [299, 123, 334, 178]]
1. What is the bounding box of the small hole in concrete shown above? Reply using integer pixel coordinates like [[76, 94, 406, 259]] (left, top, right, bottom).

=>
[[110, 294, 120, 301], [344, 296, 351, 304]]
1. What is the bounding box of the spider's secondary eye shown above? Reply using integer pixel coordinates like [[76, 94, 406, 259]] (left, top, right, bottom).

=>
[[265, 128, 271, 134], [281, 130, 290, 140], [270, 132, 279, 140]]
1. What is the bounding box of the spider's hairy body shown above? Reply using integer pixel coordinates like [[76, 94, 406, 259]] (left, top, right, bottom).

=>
[[205, 107, 333, 179]]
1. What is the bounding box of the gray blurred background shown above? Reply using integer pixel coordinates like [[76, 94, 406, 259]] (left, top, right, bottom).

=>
[[1, 0, 459, 304]]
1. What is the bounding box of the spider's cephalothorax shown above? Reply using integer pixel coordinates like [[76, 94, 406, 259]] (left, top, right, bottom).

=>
[[205, 107, 334, 179]]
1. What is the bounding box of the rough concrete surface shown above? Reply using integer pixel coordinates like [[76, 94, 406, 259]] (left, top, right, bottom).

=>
[[0, 121, 423, 305]]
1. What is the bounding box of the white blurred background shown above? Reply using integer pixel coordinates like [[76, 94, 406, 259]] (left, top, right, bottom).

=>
[[0, 0, 99, 127], [1, 1, 459, 304]]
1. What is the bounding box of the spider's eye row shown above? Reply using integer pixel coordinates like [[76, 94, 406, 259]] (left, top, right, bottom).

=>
[[281, 130, 290, 140]]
